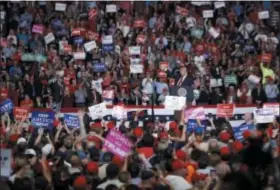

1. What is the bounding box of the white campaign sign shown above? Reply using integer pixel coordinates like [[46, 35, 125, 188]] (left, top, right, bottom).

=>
[[73, 52, 86, 60], [258, 11, 270, 19], [122, 26, 130, 37], [164, 96, 186, 110], [209, 27, 220, 38], [214, 2, 225, 9], [254, 108, 275, 124], [203, 10, 214, 18], [84, 41, 97, 52], [89, 102, 107, 120], [44, 33, 55, 44], [130, 64, 143, 73], [130, 58, 141, 65], [55, 3, 67, 11], [129, 46, 141, 55], [102, 35, 113, 44], [248, 75, 261, 84], [263, 103, 280, 116], [106, 4, 117, 13], [112, 105, 127, 120], [0, 149, 12, 177]]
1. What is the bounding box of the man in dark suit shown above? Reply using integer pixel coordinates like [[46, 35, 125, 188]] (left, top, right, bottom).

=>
[[176, 64, 193, 87], [251, 83, 267, 104]]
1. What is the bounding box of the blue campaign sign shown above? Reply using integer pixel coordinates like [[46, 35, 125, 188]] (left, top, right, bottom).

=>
[[102, 44, 114, 52], [186, 119, 207, 133], [0, 99, 14, 114], [233, 124, 255, 141], [31, 111, 55, 129], [93, 63, 106, 72], [64, 114, 80, 128], [73, 36, 84, 45]]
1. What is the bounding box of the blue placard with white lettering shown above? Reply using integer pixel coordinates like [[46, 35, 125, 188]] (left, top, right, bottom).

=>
[[64, 114, 80, 128], [93, 63, 107, 72], [186, 119, 207, 133], [233, 124, 255, 141], [0, 99, 14, 114], [102, 44, 114, 52], [31, 111, 55, 129], [73, 36, 84, 45]]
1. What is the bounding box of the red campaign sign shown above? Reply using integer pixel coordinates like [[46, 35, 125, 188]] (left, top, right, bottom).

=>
[[176, 6, 188, 17], [71, 28, 82, 36], [89, 8, 98, 20], [136, 35, 146, 44], [63, 44, 73, 53], [14, 107, 29, 121], [133, 20, 146, 28], [259, 53, 272, 63], [159, 61, 169, 71], [217, 104, 235, 118]]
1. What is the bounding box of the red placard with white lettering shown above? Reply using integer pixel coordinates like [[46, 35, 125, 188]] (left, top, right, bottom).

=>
[[217, 104, 235, 118], [133, 20, 146, 28], [14, 107, 29, 121]]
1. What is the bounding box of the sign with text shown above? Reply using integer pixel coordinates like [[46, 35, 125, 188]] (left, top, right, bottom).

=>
[[64, 114, 80, 128], [21, 53, 47, 63], [0, 149, 12, 177], [32, 24, 44, 34], [263, 103, 280, 116], [14, 107, 29, 121], [84, 40, 97, 52], [102, 44, 114, 52], [216, 104, 235, 118], [233, 124, 255, 141], [164, 96, 186, 110], [129, 46, 141, 55], [133, 20, 146, 28], [31, 111, 55, 128], [203, 10, 214, 18], [93, 63, 106, 72], [184, 107, 206, 122], [102, 35, 113, 44], [89, 102, 107, 120], [55, 3, 66, 11], [44, 33, 55, 44], [254, 108, 275, 124], [104, 129, 132, 159], [130, 64, 143, 73], [106, 4, 117, 13], [102, 90, 114, 100], [0, 99, 14, 114], [112, 105, 127, 120], [187, 120, 206, 133], [73, 52, 86, 60]]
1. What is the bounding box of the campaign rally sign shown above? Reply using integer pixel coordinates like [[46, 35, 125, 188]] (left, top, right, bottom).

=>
[[263, 103, 280, 116], [93, 63, 106, 72], [64, 114, 80, 128], [21, 53, 47, 63], [130, 64, 143, 74], [89, 102, 107, 120], [133, 20, 146, 28], [186, 119, 207, 133], [102, 44, 114, 52], [184, 107, 206, 122], [217, 104, 235, 118], [254, 108, 275, 124], [102, 90, 114, 100], [233, 124, 255, 141], [31, 111, 55, 128], [14, 107, 29, 121], [103, 129, 132, 159], [73, 36, 84, 45], [102, 35, 113, 44], [0, 99, 14, 114], [32, 24, 44, 34], [0, 148, 12, 177], [164, 96, 186, 110], [112, 105, 127, 120], [44, 33, 55, 44]]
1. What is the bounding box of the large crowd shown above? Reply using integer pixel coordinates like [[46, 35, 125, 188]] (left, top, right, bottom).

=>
[[0, 1, 280, 190]]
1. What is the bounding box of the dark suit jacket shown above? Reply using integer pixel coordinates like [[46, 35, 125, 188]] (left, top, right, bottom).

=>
[[51, 82, 62, 102], [176, 75, 194, 87], [251, 88, 267, 103]]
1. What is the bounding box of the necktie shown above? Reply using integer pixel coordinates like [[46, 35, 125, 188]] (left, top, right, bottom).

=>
[[177, 77, 183, 86]]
